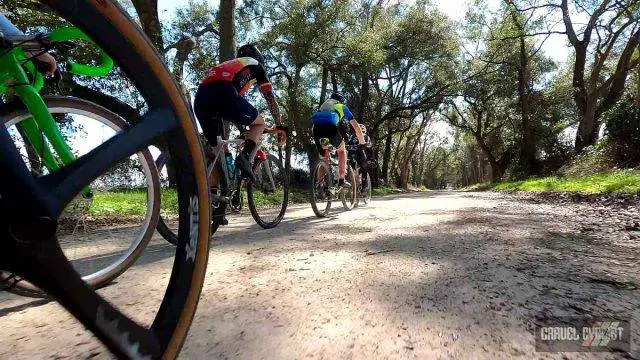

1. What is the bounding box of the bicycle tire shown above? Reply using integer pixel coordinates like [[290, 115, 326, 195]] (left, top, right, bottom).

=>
[[2, 1, 211, 358], [247, 153, 290, 228], [361, 172, 372, 205], [310, 160, 332, 217], [155, 151, 179, 246], [0, 95, 160, 297], [341, 165, 357, 210]]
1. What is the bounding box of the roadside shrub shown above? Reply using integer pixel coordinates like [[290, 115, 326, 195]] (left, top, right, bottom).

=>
[[604, 94, 640, 167]]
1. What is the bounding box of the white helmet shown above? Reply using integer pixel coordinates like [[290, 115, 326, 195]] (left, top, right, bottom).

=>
[[359, 124, 367, 134]]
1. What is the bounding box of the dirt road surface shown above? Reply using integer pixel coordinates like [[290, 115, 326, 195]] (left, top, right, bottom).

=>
[[1, 191, 639, 359]]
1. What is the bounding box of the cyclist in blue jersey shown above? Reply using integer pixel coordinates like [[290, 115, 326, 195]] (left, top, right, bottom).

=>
[[311, 92, 365, 188]]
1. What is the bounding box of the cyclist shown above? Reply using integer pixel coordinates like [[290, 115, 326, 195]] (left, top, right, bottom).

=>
[[0, 13, 57, 76], [347, 123, 374, 168], [193, 43, 282, 183], [311, 92, 365, 188]]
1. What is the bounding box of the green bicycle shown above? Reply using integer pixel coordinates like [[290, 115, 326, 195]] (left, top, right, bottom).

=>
[[1, 1, 211, 357], [0, 26, 161, 297]]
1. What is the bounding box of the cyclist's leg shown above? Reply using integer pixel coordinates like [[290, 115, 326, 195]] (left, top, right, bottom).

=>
[[194, 83, 225, 147], [325, 125, 346, 181], [312, 124, 332, 182], [337, 140, 347, 180], [224, 94, 259, 180], [246, 114, 266, 150], [194, 83, 226, 187]]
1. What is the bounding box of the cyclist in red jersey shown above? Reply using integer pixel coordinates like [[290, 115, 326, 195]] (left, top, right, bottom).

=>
[[194, 44, 282, 181]]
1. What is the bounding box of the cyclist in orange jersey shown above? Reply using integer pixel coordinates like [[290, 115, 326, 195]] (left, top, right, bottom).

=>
[[194, 44, 282, 182]]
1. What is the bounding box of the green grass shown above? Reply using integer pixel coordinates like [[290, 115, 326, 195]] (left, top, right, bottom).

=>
[[493, 170, 640, 194], [371, 186, 397, 196], [89, 187, 309, 219], [90, 189, 149, 217], [88, 184, 432, 220]]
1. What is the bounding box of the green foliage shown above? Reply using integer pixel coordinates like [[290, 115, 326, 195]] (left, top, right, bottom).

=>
[[558, 143, 617, 178], [493, 170, 640, 194], [604, 93, 640, 166]]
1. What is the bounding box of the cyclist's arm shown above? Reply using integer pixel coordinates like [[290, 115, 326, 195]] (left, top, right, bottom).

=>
[[342, 105, 365, 145], [0, 13, 23, 37], [0, 13, 56, 74], [252, 65, 282, 125]]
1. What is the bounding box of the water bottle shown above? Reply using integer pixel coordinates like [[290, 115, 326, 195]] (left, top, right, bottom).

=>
[[225, 152, 235, 177]]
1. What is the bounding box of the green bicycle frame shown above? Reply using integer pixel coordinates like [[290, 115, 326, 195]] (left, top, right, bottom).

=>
[[0, 27, 114, 193]]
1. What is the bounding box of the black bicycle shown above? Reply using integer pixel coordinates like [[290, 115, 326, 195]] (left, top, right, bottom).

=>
[[347, 144, 372, 206], [156, 124, 291, 245], [0, 1, 210, 358], [310, 139, 357, 217]]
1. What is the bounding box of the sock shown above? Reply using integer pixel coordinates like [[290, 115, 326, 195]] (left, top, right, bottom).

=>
[[242, 139, 257, 156]]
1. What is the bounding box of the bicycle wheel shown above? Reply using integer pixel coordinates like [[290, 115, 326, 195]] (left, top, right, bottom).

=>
[[229, 178, 244, 213], [0, 1, 210, 359], [155, 151, 179, 246], [341, 165, 357, 210], [361, 172, 372, 205], [247, 153, 289, 228], [310, 160, 332, 217], [0, 95, 160, 297]]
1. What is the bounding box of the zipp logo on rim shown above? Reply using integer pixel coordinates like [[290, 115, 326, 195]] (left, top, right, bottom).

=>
[[185, 196, 199, 262]]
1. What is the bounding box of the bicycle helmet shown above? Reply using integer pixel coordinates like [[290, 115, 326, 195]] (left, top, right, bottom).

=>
[[330, 92, 345, 103], [237, 43, 265, 65]]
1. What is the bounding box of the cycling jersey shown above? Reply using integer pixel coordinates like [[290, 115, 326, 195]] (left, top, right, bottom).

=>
[[201, 57, 272, 96], [312, 99, 354, 126]]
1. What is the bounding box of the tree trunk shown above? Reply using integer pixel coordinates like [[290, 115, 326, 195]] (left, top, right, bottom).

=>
[[380, 132, 392, 184], [219, 0, 237, 139], [390, 132, 405, 186], [357, 70, 369, 121], [416, 137, 428, 185], [319, 65, 329, 106], [218, 0, 236, 62], [516, 33, 536, 176], [474, 135, 503, 182], [574, 100, 599, 152], [131, 0, 164, 52], [331, 69, 338, 92], [172, 36, 196, 100]]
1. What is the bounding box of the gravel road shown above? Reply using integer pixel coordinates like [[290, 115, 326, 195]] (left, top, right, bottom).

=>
[[1, 191, 639, 359]]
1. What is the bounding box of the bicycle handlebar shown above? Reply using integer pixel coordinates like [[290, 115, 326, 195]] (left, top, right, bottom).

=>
[[18, 27, 114, 92], [48, 27, 114, 77]]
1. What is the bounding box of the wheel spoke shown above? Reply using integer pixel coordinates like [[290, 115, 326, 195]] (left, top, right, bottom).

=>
[[9, 236, 162, 358], [37, 108, 178, 216]]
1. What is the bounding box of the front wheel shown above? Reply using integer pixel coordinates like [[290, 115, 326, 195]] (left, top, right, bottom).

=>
[[247, 153, 289, 228], [155, 151, 179, 246], [0, 96, 160, 297], [310, 160, 332, 217]]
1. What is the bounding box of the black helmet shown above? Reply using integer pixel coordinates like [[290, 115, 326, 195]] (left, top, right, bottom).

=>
[[330, 92, 345, 103], [237, 43, 265, 64]]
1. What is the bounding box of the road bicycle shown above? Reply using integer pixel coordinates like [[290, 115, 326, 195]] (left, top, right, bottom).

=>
[[346, 144, 372, 206], [156, 123, 290, 245], [310, 138, 357, 217], [0, 1, 210, 358], [0, 26, 161, 297]]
